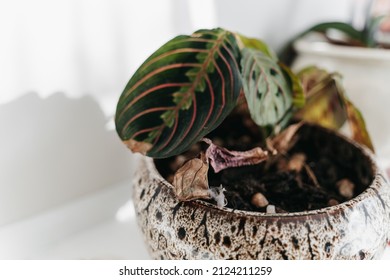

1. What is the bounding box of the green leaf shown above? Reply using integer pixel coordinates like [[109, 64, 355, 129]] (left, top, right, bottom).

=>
[[305, 22, 365, 45], [115, 28, 242, 158], [279, 63, 305, 109], [240, 48, 293, 127], [363, 15, 386, 47], [236, 34, 277, 59], [278, 22, 366, 65], [294, 66, 347, 130]]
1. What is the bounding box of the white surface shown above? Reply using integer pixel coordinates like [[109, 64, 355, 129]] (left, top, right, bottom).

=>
[[35, 219, 149, 260], [0, 179, 388, 260], [0, 179, 149, 259], [0, 93, 137, 226], [383, 246, 390, 260], [294, 34, 390, 60], [0, 0, 355, 105]]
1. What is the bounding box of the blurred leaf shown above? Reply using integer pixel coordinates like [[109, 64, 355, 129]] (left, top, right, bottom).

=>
[[279, 63, 305, 109], [237, 34, 277, 59], [294, 66, 347, 130], [306, 22, 366, 46], [279, 22, 366, 66], [240, 48, 293, 127], [343, 96, 375, 152], [115, 28, 242, 158], [294, 66, 374, 152], [363, 15, 386, 47], [297, 66, 329, 96], [267, 122, 303, 154]]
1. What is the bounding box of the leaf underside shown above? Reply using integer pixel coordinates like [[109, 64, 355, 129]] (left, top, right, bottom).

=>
[[115, 28, 242, 158]]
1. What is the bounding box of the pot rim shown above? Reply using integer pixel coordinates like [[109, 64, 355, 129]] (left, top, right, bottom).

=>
[[142, 124, 386, 220], [293, 34, 390, 61]]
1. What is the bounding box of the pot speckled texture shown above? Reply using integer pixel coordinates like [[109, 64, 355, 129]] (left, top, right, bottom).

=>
[[132, 125, 390, 259]]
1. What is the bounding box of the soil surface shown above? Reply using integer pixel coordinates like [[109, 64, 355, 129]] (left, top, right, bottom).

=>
[[155, 114, 373, 213]]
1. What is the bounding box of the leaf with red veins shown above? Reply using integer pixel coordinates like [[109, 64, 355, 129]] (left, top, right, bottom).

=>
[[172, 152, 211, 201], [203, 138, 268, 173]]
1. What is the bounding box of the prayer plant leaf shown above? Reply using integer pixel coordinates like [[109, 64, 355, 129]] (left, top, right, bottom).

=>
[[279, 63, 305, 109], [115, 28, 242, 158], [294, 66, 374, 152], [294, 66, 347, 130], [240, 48, 294, 127], [236, 34, 278, 60]]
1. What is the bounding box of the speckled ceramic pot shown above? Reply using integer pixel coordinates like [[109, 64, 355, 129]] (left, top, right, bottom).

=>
[[132, 124, 390, 259]]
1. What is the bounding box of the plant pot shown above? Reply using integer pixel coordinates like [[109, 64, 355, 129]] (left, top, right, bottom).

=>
[[292, 34, 390, 165], [132, 124, 390, 260]]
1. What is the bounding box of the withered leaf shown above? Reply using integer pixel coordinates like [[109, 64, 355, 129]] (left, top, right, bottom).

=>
[[294, 66, 374, 152], [123, 139, 152, 155], [294, 67, 347, 130], [172, 152, 211, 201], [203, 138, 268, 173], [344, 99, 375, 152], [267, 122, 303, 154]]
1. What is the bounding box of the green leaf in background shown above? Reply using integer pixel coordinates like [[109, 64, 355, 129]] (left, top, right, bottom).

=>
[[363, 15, 386, 47], [240, 47, 293, 128], [305, 22, 366, 46], [278, 22, 367, 66], [115, 28, 242, 158]]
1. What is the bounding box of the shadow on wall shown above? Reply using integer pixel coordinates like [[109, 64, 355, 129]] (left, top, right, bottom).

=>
[[0, 92, 137, 226]]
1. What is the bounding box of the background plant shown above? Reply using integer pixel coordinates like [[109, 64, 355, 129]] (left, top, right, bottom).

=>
[[279, 16, 388, 66]]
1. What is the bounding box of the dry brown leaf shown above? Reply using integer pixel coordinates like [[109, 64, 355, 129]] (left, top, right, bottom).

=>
[[344, 99, 375, 152], [123, 139, 152, 155], [172, 152, 211, 201], [267, 122, 303, 154], [203, 138, 268, 173]]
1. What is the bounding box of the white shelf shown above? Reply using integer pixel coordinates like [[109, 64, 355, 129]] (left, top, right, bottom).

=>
[[0, 180, 149, 259], [0, 180, 388, 260]]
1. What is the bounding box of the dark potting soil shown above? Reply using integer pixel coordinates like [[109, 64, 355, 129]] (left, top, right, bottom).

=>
[[155, 114, 373, 213]]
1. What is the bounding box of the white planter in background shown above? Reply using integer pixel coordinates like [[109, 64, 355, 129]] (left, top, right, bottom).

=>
[[292, 35, 390, 164]]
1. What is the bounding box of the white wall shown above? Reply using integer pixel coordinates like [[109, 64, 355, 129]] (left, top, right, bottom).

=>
[[0, 0, 354, 106], [0, 0, 354, 225]]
